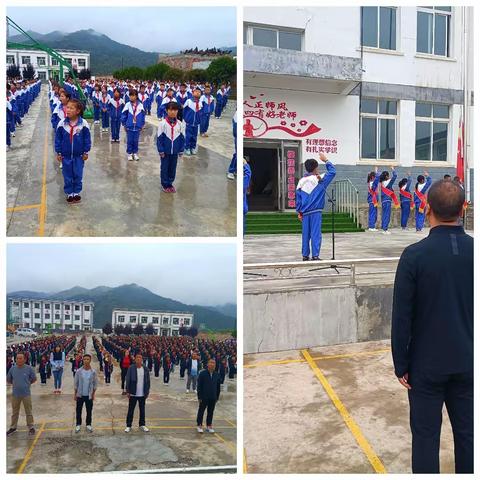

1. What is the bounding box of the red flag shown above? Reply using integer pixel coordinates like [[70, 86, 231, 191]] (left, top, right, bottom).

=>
[[456, 114, 464, 182]]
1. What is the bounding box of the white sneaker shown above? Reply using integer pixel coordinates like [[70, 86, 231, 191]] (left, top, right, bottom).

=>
[[11, 132, 15, 137], [128, 154, 134, 161], [368, 228, 377, 232], [124, 427, 131, 433], [192, 148, 198, 155], [86, 425, 93, 433], [186, 389, 190, 393], [193, 389, 197, 393], [140, 425, 149, 432], [197, 426, 204, 433], [133, 154, 139, 161], [75, 425, 81, 433], [382, 230, 391, 235], [227, 173, 235, 180], [205, 427, 215, 433]]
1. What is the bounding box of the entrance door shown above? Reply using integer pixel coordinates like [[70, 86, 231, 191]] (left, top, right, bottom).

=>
[[244, 146, 280, 211]]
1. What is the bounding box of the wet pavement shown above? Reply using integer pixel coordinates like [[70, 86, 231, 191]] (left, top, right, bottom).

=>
[[7, 335, 236, 473], [6, 89, 237, 237], [244, 340, 454, 474]]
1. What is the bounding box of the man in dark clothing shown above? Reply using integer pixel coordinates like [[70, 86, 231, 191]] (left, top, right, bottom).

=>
[[196, 358, 221, 433], [124, 353, 150, 433], [391, 179, 473, 474]]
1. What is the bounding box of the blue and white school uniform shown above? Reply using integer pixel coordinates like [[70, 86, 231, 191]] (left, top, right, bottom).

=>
[[215, 89, 225, 118], [6, 100, 13, 147], [367, 173, 380, 229], [296, 162, 336, 258], [54, 117, 91, 196], [159, 96, 177, 119], [138, 92, 151, 116], [108, 97, 125, 141], [155, 90, 166, 118], [146, 87, 155, 114], [121, 101, 145, 155], [51, 103, 68, 130], [380, 171, 398, 231], [228, 111, 237, 175], [414, 176, 432, 231], [92, 92, 102, 122], [182, 98, 204, 153], [199, 94, 215, 134], [100, 94, 111, 129], [399, 177, 413, 229], [156, 117, 186, 189]]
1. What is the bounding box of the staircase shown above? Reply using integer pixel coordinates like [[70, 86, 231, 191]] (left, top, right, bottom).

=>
[[245, 211, 364, 235]]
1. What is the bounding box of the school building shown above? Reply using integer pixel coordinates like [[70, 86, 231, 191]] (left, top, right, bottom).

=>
[[6, 48, 90, 81], [111, 309, 194, 336], [9, 298, 94, 331], [244, 6, 474, 212]]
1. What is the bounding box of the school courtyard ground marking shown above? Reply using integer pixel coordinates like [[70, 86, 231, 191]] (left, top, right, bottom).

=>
[[6, 203, 41, 213], [37, 103, 50, 236], [244, 348, 391, 369], [214, 432, 237, 454], [16, 421, 46, 474], [301, 349, 387, 474], [243, 448, 248, 473]]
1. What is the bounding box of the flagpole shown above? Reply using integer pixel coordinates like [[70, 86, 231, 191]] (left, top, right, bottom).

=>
[[462, 6, 468, 200]]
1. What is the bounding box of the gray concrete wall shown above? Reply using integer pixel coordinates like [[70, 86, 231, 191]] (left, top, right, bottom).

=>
[[244, 284, 394, 353]]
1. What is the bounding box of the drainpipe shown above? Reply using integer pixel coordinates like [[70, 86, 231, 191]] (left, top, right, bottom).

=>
[[462, 7, 469, 202]]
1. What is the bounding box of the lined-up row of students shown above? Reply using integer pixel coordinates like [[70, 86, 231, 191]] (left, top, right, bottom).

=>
[[6, 80, 42, 150]]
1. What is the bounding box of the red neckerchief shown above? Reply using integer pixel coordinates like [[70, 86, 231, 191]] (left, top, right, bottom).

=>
[[368, 183, 378, 207], [69, 119, 79, 143], [381, 184, 400, 208], [415, 187, 427, 213], [195, 99, 200, 112], [399, 189, 414, 209]]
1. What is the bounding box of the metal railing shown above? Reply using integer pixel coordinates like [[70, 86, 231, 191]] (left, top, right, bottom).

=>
[[335, 179, 360, 228]]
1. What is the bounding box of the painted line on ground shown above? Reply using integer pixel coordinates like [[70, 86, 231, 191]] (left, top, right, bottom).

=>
[[214, 432, 237, 454], [22, 416, 236, 425], [37, 102, 49, 236], [302, 349, 387, 474], [6, 203, 41, 212], [16, 421, 45, 474], [245, 348, 391, 369], [243, 448, 248, 473]]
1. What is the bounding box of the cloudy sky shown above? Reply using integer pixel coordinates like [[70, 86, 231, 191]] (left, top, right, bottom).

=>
[[6, 7, 236, 52], [7, 243, 237, 306]]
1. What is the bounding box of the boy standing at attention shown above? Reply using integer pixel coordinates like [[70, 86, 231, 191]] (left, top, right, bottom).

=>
[[296, 153, 336, 261], [156, 102, 185, 193], [182, 87, 204, 156], [121, 89, 145, 162]]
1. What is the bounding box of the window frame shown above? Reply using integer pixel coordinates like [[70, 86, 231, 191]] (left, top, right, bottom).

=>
[[361, 6, 398, 51], [244, 23, 304, 52], [360, 98, 398, 162], [21, 56, 31, 65], [416, 6, 452, 57], [415, 101, 450, 162]]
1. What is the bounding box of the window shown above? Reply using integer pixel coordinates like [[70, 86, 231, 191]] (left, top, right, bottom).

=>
[[55, 314, 60, 320], [417, 7, 451, 56], [65, 305, 70, 310], [172, 330, 179, 337], [118, 315, 125, 323], [34, 303, 40, 309], [75, 305, 80, 311], [78, 59, 86, 67], [45, 314, 50, 319], [13, 301, 19, 306], [361, 98, 397, 160], [37, 71, 47, 80], [361, 7, 397, 50], [21, 56, 31, 65], [172, 317, 180, 325], [24, 302, 29, 308], [184, 319, 190, 326], [84, 319, 89, 323], [161, 329, 169, 336], [7, 55, 15, 65], [75, 315, 80, 321], [152, 316, 159, 324], [34, 313, 40, 319], [163, 317, 169, 325], [141, 316, 148, 324], [51, 58, 58, 66], [37, 56, 46, 66], [130, 316, 137, 323], [66, 58, 72, 65], [65, 315, 70, 320], [55, 304, 61, 309], [84, 306, 90, 311], [44, 303, 50, 309], [415, 102, 449, 161], [247, 24, 303, 51], [24, 313, 30, 318]]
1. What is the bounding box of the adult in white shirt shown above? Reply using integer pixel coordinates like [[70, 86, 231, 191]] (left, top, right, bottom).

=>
[[124, 353, 150, 433]]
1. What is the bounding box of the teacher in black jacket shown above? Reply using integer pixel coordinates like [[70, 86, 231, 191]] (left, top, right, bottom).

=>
[[392, 179, 473, 473], [196, 358, 221, 434]]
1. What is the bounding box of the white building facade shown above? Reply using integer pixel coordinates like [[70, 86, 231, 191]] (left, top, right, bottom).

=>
[[111, 309, 194, 336], [6, 48, 90, 81], [9, 298, 94, 331], [244, 6, 474, 210]]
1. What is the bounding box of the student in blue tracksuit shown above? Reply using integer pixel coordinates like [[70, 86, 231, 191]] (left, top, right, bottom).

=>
[[243, 158, 251, 236], [55, 99, 91, 204], [367, 168, 380, 231], [227, 111, 237, 180], [296, 153, 336, 260], [51, 90, 71, 130], [108, 89, 125, 143], [91, 85, 101, 124], [214, 85, 225, 119], [155, 83, 167, 119], [200, 85, 215, 137], [159, 88, 177, 119], [414, 172, 432, 232], [398, 173, 414, 230], [138, 85, 151, 115], [6, 99, 13, 150], [379, 167, 398, 234], [100, 87, 111, 132], [156, 102, 185, 193], [145, 82, 155, 115], [121, 89, 145, 162], [182, 88, 204, 156]]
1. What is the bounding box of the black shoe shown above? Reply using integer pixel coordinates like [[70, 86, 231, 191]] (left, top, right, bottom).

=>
[[302, 256, 310, 261], [7, 428, 17, 436], [29, 427, 35, 435], [66, 196, 75, 204], [73, 194, 82, 203], [312, 256, 320, 261]]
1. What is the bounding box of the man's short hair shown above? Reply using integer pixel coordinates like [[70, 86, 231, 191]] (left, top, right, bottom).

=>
[[304, 159, 318, 173], [166, 101, 179, 111], [444, 174, 452, 180], [16, 351, 25, 358], [427, 180, 465, 221], [83, 353, 91, 359]]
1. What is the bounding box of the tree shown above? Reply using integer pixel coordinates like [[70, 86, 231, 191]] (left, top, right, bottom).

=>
[[113, 66, 145, 81], [7, 64, 20, 80], [114, 324, 124, 335], [231, 329, 237, 339], [102, 322, 113, 335], [168, 67, 184, 81], [143, 62, 171, 81], [123, 324, 133, 335], [22, 64, 36, 80], [78, 69, 91, 80], [145, 323, 155, 335], [133, 324, 144, 335], [206, 56, 236, 84]]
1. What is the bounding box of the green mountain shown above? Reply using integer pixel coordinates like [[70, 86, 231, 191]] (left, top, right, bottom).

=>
[[7, 284, 236, 331], [8, 29, 159, 75]]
